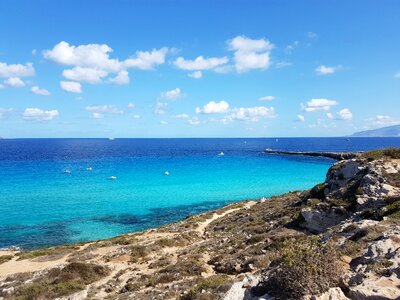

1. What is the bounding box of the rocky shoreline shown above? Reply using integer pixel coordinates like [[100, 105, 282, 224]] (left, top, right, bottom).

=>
[[264, 149, 363, 160], [0, 148, 399, 300]]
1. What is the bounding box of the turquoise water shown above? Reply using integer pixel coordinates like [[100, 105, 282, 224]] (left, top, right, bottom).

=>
[[1, 138, 399, 249]]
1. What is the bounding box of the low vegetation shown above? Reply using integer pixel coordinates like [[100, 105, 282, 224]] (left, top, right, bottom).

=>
[[12, 262, 109, 300], [361, 147, 400, 160], [0, 255, 13, 264], [256, 236, 342, 299]]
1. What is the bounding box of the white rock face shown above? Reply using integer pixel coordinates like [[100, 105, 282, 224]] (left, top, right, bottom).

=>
[[301, 207, 347, 233], [304, 288, 349, 300]]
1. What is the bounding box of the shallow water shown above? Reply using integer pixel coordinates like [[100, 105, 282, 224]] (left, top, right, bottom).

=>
[[0, 137, 399, 249]]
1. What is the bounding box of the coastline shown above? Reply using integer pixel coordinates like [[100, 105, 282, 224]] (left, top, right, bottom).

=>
[[1, 149, 399, 299]]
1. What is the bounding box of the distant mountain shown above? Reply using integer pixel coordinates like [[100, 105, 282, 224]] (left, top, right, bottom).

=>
[[350, 124, 400, 137]]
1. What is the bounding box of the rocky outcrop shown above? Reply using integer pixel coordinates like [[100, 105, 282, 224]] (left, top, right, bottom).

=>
[[264, 150, 362, 161]]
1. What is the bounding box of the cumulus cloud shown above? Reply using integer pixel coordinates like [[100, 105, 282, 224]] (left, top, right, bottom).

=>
[[31, 86, 50, 96], [297, 114, 305, 122], [259, 95, 275, 101], [327, 112, 334, 119], [196, 101, 230, 114], [44, 42, 167, 71], [370, 115, 400, 126], [154, 102, 167, 115], [124, 48, 168, 70], [160, 88, 184, 100], [85, 105, 123, 114], [4, 77, 25, 88], [394, 72, 400, 79], [337, 108, 353, 120], [228, 106, 276, 121], [127, 102, 135, 109], [188, 116, 200, 125], [315, 65, 341, 75], [22, 108, 59, 121], [175, 113, 189, 119], [60, 81, 82, 93], [188, 71, 202, 79], [301, 98, 338, 112], [109, 70, 130, 85], [43, 41, 167, 85], [160, 120, 168, 125], [228, 35, 274, 72], [91, 112, 104, 119], [174, 56, 228, 71], [63, 67, 108, 83], [0, 108, 13, 119], [0, 62, 35, 78]]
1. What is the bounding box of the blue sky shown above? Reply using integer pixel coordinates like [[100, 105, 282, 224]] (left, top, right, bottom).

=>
[[0, 0, 399, 138]]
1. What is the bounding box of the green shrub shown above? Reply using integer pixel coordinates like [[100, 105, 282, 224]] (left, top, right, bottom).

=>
[[362, 148, 400, 160], [0, 255, 13, 264], [258, 236, 342, 299], [13, 263, 109, 299]]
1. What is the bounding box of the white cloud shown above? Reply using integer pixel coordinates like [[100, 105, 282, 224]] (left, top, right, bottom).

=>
[[297, 114, 305, 122], [228, 35, 274, 72], [22, 108, 59, 121], [196, 101, 230, 114], [127, 102, 135, 109], [174, 56, 228, 71], [301, 98, 338, 112], [160, 120, 168, 125], [44, 41, 167, 72], [91, 112, 104, 119], [155, 102, 167, 115], [175, 113, 189, 119], [337, 108, 353, 120], [109, 70, 129, 85], [31, 86, 50, 96], [259, 95, 275, 101], [0, 108, 13, 119], [228, 106, 276, 121], [327, 112, 334, 119], [124, 48, 168, 70], [60, 81, 82, 93], [85, 105, 123, 115], [160, 88, 184, 100], [133, 114, 141, 119], [188, 71, 202, 79], [0, 62, 35, 78], [315, 65, 341, 75], [275, 61, 292, 68], [307, 32, 318, 39], [0, 84, 4, 90], [394, 72, 400, 79], [188, 117, 200, 125], [4, 77, 25, 88], [370, 115, 400, 126], [63, 67, 108, 83]]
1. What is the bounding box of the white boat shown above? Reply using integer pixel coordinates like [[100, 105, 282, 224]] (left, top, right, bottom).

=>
[[275, 138, 279, 142], [108, 176, 117, 180], [64, 169, 71, 174], [265, 148, 273, 151], [218, 151, 225, 156], [109, 138, 115, 140], [164, 171, 170, 176], [86, 167, 93, 171]]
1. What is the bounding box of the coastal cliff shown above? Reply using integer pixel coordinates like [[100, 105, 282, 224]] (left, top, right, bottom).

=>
[[0, 148, 399, 300]]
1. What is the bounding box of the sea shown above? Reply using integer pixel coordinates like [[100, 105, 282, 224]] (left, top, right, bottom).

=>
[[1, 137, 399, 250]]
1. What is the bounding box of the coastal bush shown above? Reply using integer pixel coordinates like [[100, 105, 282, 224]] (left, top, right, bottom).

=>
[[257, 236, 342, 299], [17, 245, 79, 260], [181, 275, 231, 300], [130, 245, 149, 262], [13, 262, 110, 299], [362, 148, 400, 160], [0, 255, 12, 264]]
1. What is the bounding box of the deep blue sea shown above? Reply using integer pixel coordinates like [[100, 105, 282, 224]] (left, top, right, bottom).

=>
[[1, 137, 399, 250]]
